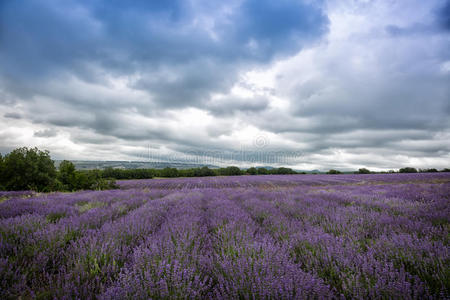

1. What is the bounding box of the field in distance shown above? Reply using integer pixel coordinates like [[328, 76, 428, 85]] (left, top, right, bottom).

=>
[[0, 173, 449, 299]]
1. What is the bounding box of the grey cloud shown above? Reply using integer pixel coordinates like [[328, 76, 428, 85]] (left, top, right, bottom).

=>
[[4, 112, 21, 119], [279, 48, 450, 136], [437, 0, 450, 31], [0, 0, 329, 160], [70, 133, 117, 145], [133, 60, 237, 108], [206, 96, 270, 116], [0, 0, 448, 170], [0, 0, 328, 109], [33, 128, 58, 138], [385, 24, 435, 37]]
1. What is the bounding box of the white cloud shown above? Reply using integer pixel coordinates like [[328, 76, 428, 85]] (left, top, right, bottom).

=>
[[0, 0, 449, 170]]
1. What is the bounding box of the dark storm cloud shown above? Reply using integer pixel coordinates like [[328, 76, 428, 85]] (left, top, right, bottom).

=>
[[1, 0, 449, 170], [132, 60, 237, 108], [0, 0, 328, 107], [437, 0, 450, 31], [231, 0, 328, 59], [0, 0, 328, 152]]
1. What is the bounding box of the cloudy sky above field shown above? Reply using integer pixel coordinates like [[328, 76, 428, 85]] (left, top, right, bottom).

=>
[[1, 0, 449, 171]]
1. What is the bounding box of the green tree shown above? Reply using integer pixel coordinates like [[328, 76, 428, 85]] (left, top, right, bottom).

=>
[[272, 167, 296, 174], [1, 147, 57, 191], [102, 167, 119, 179], [179, 169, 195, 177], [0, 153, 4, 190], [327, 169, 341, 174], [247, 167, 257, 175], [195, 166, 215, 177], [357, 168, 371, 174], [399, 167, 417, 173], [257, 168, 269, 175], [160, 167, 178, 177], [101, 168, 154, 180], [218, 166, 242, 176], [58, 160, 76, 190]]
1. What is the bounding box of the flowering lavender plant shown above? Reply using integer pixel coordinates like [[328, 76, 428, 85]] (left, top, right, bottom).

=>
[[0, 173, 448, 299]]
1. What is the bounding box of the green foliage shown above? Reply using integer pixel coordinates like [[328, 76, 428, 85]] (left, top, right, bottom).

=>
[[165, 166, 216, 177], [217, 166, 242, 176], [257, 167, 269, 175], [193, 166, 216, 177], [73, 170, 117, 191], [327, 169, 342, 174], [421, 168, 438, 173], [159, 167, 179, 178], [0, 148, 118, 192], [0, 153, 3, 190], [0, 147, 57, 191], [77, 201, 105, 213], [57, 162, 118, 191], [399, 167, 418, 173], [357, 168, 371, 174], [102, 167, 154, 180], [97, 165, 296, 179], [46, 212, 66, 223], [58, 160, 76, 190], [249, 167, 297, 175], [271, 167, 296, 174], [246, 167, 257, 175]]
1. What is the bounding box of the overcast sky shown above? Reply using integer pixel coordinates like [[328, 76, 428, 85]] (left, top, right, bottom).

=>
[[1, 0, 449, 171]]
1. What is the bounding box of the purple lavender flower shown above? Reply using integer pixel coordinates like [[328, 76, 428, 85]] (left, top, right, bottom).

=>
[[1, 173, 448, 298]]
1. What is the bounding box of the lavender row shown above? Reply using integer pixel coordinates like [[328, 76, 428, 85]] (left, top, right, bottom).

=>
[[0, 173, 448, 298], [117, 172, 450, 190]]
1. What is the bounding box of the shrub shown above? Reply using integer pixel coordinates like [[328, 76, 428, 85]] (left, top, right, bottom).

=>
[[257, 168, 269, 175], [0, 149, 117, 192], [246, 167, 258, 175], [0, 147, 57, 191], [194, 166, 216, 177], [58, 160, 77, 190], [217, 166, 242, 176], [357, 168, 371, 174], [0, 154, 3, 190], [419, 168, 439, 173], [399, 167, 418, 173], [159, 167, 179, 178], [327, 169, 341, 174], [102, 167, 154, 180], [271, 167, 296, 174], [74, 170, 117, 190]]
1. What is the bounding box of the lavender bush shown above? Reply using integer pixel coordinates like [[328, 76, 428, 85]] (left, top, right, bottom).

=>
[[0, 173, 449, 299]]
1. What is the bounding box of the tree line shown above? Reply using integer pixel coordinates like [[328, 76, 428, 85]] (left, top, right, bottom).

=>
[[101, 165, 298, 180], [327, 167, 449, 174], [0, 147, 448, 192], [0, 147, 117, 192], [0, 147, 298, 191]]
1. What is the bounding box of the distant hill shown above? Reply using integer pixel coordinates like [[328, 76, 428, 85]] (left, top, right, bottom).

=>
[[54, 161, 330, 173], [54, 160, 219, 170], [294, 169, 322, 174]]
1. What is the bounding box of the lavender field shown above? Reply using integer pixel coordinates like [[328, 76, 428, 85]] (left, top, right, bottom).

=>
[[1, 173, 449, 299]]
